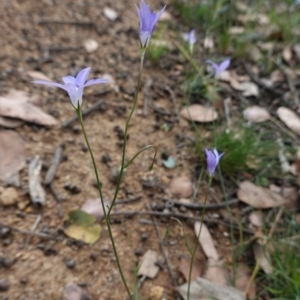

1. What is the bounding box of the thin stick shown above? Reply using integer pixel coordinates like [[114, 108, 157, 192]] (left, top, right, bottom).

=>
[[44, 144, 64, 185], [109, 211, 253, 234], [162, 197, 239, 210], [165, 85, 180, 122], [62, 98, 107, 128], [0, 223, 55, 240], [37, 20, 94, 26], [49, 183, 64, 218], [153, 217, 181, 300], [115, 196, 142, 205], [25, 214, 42, 247]]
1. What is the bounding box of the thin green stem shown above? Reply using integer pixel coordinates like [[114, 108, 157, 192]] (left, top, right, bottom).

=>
[[108, 49, 146, 217], [187, 176, 212, 300], [76, 108, 132, 299]]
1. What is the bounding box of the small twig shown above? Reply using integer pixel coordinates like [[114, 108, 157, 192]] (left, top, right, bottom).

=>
[[49, 183, 64, 218], [242, 61, 282, 95], [37, 20, 94, 26], [165, 85, 180, 122], [62, 99, 106, 128], [152, 105, 171, 116], [25, 214, 42, 247], [115, 196, 142, 205], [44, 144, 64, 185], [268, 207, 284, 238], [162, 197, 239, 210], [153, 217, 180, 300], [109, 210, 253, 234], [143, 78, 153, 116], [0, 223, 55, 240]]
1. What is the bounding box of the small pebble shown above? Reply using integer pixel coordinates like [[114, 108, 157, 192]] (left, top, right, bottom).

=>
[[2, 257, 15, 269], [141, 233, 148, 242], [0, 279, 10, 291], [20, 276, 27, 285], [134, 248, 144, 256], [101, 152, 112, 164], [0, 227, 10, 238], [64, 183, 81, 194], [2, 238, 11, 247], [64, 259, 76, 269]]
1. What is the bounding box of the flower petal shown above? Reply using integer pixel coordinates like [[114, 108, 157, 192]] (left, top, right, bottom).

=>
[[62, 76, 76, 84], [63, 83, 83, 108], [83, 78, 109, 87], [75, 68, 90, 87], [32, 80, 64, 89], [217, 59, 231, 75], [206, 60, 219, 71]]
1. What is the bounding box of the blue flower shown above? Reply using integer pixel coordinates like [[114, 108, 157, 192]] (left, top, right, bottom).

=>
[[136, 0, 166, 48], [205, 148, 224, 176], [206, 59, 231, 78], [182, 29, 196, 54], [32, 68, 108, 108]]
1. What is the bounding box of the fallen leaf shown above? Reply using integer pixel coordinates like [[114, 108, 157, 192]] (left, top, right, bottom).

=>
[[180, 105, 218, 123], [64, 283, 89, 300], [283, 45, 293, 64], [269, 184, 299, 210], [270, 70, 284, 82], [253, 242, 273, 274], [81, 198, 111, 218], [160, 11, 172, 21], [64, 210, 101, 244], [83, 39, 99, 53], [103, 7, 118, 21], [277, 107, 300, 135], [243, 106, 271, 123], [234, 264, 256, 299], [149, 286, 164, 300], [178, 256, 202, 282], [204, 258, 228, 286], [293, 44, 300, 61], [229, 27, 245, 34], [0, 129, 26, 186], [203, 36, 214, 49], [249, 211, 263, 228], [176, 278, 246, 300], [238, 82, 259, 97], [0, 90, 57, 126], [194, 222, 219, 261], [237, 181, 287, 209], [169, 176, 193, 198], [138, 250, 160, 279], [0, 116, 23, 128], [28, 155, 46, 206], [27, 70, 52, 81]]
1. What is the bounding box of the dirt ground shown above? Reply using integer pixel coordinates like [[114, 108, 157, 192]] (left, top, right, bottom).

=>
[[0, 0, 235, 299]]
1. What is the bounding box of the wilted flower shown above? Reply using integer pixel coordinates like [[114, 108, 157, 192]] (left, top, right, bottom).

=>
[[206, 59, 231, 78], [205, 148, 224, 177], [32, 68, 108, 108], [182, 29, 196, 54], [136, 0, 166, 48]]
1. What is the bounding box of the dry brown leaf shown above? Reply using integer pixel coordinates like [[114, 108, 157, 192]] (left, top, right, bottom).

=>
[[234, 264, 256, 299], [0, 90, 57, 126], [243, 106, 271, 123], [283, 45, 293, 63], [83, 39, 99, 53], [293, 44, 300, 60], [253, 242, 273, 274], [270, 70, 284, 82], [27, 70, 52, 81], [81, 198, 111, 218], [238, 82, 259, 97], [0, 116, 23, 128], [169, 176, 193, 198], [180, 105, 218, 123], [237, 181, 287, 209], [269, 184, 299, 210], [194, 222, 219, 261], [138, 250, 160, 279], [277, 107, 300, 135], [176, 278, 246, 300], [0, 129, 26, 186], [178, 256, 202, 282], [249, 211, 263, 228], [229, 27, 245, 34], [160, 11, 172, 21], [204, 258, 228, 286]]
